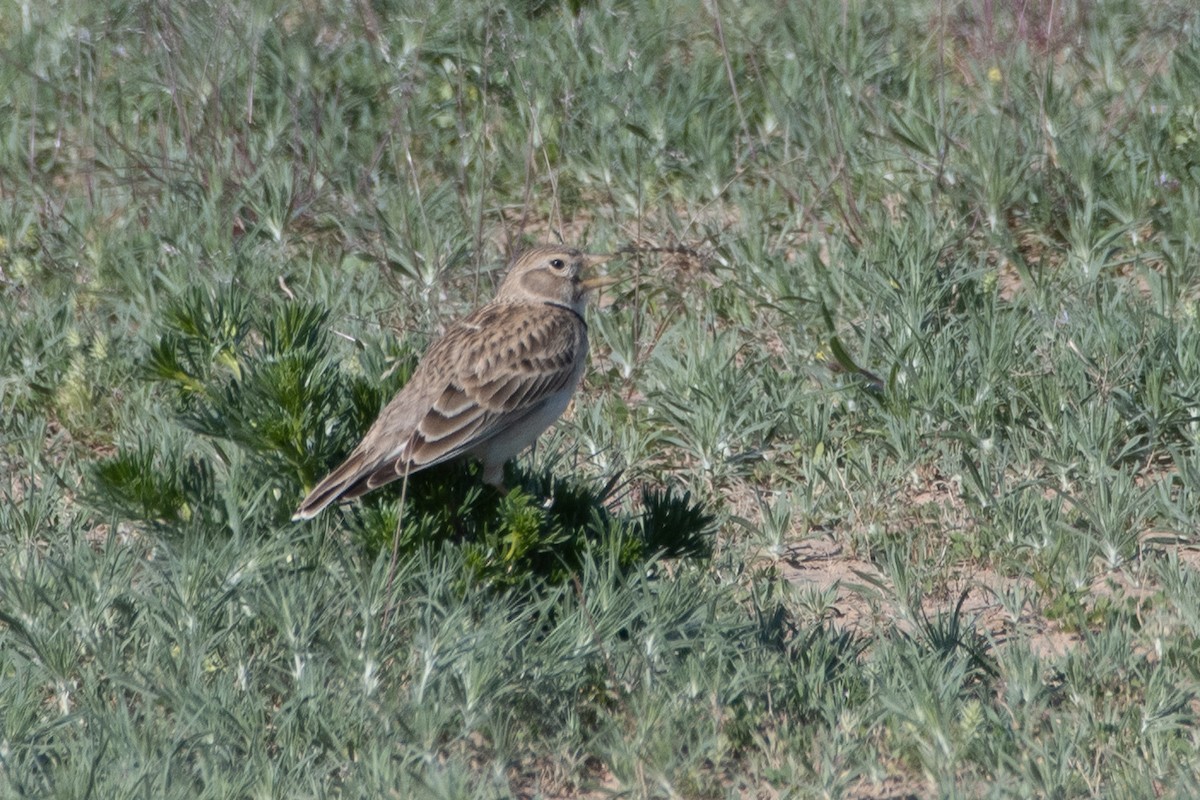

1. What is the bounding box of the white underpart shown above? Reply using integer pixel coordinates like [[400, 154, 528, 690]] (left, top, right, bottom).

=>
[[468, 383, 578, 486]]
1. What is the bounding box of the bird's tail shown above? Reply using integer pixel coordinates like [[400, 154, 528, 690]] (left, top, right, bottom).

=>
[[292, 450, 373, 520]]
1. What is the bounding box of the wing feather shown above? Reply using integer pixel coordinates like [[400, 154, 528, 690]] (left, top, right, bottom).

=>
[[292, 302, 586, 518], [405, 303, 585, 464]]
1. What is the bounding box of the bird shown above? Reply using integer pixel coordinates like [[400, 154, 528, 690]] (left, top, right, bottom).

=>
[[293, 244, 616, 520]]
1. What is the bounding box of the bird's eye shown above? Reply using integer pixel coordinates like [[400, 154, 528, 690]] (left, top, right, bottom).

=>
[[550, 258, 565, 270]]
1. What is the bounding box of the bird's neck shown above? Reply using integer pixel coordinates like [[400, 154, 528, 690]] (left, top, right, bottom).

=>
[[542, 300, 588, 326]]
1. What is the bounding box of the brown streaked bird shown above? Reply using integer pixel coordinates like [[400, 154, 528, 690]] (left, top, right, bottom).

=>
[[293, 245, 616, 520]]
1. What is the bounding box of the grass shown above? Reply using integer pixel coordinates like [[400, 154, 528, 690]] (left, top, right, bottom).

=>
[[3, 0, 1200, 796]]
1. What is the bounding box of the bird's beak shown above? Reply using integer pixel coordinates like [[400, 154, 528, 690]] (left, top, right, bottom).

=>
[[580, 253, 621, 290]]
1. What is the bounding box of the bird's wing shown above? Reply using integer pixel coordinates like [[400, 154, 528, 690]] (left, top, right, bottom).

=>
[[365, 302, 587, 485], [293, 302, 587, 518]]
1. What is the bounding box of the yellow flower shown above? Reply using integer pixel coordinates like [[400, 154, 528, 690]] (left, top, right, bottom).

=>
[[987, 67, 1003, 84]]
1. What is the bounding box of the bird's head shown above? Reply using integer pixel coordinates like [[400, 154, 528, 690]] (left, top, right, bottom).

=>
[[496, 245, 617, 313]]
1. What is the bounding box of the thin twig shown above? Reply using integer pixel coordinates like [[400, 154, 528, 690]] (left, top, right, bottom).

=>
[[706, 0, 753, 164], [379, 462, 412, 633]]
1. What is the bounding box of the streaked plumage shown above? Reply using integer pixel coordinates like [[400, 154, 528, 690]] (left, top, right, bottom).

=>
[[293, 245, 613, 520]]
